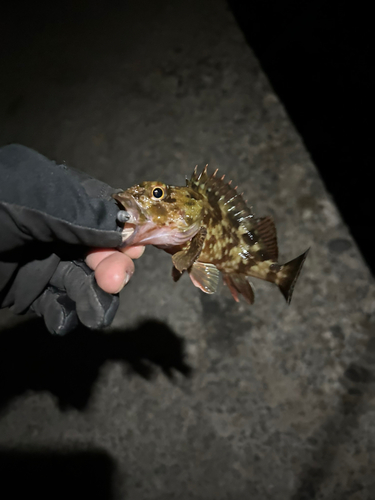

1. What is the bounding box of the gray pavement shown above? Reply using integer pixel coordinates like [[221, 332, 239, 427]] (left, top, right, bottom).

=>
[[1, 1, 375, 499]]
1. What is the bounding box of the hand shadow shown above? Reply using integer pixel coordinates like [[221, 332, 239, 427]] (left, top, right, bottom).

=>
[[0, 318, 192, 412]]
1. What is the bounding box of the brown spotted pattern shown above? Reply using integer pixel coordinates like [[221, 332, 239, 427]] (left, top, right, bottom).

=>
[[115, 166, 308, 304], [188, 166, 276, 276]]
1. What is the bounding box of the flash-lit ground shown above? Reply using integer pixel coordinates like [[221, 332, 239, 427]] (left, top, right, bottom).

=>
[[1, 1, 375, 499]]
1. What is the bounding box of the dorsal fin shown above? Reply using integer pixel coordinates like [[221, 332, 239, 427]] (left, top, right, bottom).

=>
[[188, 167, 279, 260], [190, 164, 209, 185], [188, 166, 254, 230], [251, 216, 278, 261]]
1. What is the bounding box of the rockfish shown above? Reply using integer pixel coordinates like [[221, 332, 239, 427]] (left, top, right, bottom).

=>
[[113, 166, 308, 304]]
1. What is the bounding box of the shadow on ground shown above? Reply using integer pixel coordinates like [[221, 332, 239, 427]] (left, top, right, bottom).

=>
[[0, 447, 116, 500], [0, 318, 192, 411]]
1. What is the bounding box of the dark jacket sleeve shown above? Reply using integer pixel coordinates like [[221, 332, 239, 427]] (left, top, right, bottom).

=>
[[0, 144, 123, 313]]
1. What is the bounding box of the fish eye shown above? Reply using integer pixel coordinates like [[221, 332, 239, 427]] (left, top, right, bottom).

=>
[[152, 186, 165, 199]]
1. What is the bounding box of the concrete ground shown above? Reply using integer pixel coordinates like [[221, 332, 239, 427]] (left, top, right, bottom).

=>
[[1, 1, 375, 499]]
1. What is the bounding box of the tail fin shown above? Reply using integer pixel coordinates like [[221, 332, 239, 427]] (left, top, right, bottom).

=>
[[278, 248, 309, 304]]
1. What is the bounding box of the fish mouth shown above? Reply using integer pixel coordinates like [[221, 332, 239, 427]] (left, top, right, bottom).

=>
[[113, 191, 200, 247], [121, 222, 137, 242], [113, 193, 141, 245]]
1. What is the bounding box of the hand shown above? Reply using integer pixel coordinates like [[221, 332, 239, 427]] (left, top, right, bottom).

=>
[[0, 144, 141, 335], [86, 245, 145, 294]]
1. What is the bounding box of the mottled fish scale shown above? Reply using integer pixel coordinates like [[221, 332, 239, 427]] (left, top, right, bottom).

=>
[[188, 167, 275, 273], [114, 165, 309, 305]]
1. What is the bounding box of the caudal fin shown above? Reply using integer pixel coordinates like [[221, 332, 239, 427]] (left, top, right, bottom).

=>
[[278, 249, 309, 304]]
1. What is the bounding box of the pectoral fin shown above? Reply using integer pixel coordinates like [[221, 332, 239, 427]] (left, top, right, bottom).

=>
[[223, 273, 255, 305], [172, 227, 207, 272], [172, 265, 184, 282], [189, 262, 220, 294]]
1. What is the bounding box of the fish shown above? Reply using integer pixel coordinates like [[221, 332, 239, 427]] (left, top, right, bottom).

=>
[[113, 166, 309, 305]]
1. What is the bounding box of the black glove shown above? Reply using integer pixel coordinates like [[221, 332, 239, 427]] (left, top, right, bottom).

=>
[[0, 144, 123, 335]]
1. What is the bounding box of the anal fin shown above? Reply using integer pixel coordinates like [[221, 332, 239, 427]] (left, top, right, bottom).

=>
[[189, 262, 220, 294], [223, 273, 255, 305]]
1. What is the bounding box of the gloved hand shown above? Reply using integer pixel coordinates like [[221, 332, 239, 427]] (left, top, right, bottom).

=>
[[0, 144, 133, 335]]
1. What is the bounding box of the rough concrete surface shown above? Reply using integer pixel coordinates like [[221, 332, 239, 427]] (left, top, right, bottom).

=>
[[1, 1, 375, 499]]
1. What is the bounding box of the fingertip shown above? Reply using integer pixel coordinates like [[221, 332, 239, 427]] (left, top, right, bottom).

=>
[[121, 245, 146, 260], [86, 248, 117, 270], [95, 252, 135, 294]]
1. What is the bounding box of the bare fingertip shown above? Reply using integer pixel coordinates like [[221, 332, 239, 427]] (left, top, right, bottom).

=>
[[94, 252, 135, 294], [122, 245, 146, 260]]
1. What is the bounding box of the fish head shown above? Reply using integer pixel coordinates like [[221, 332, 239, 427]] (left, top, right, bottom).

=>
[[113, 181, 204, 246]]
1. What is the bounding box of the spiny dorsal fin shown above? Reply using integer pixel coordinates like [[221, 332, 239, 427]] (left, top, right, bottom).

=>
[[190, 164, 209, 185], [188, 166, 254, 230]]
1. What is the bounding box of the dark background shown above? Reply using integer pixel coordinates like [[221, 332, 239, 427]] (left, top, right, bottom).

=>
[[1, 0, 373, 273], [0, 2, 374, 497], [228, 0, 374, 274]]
